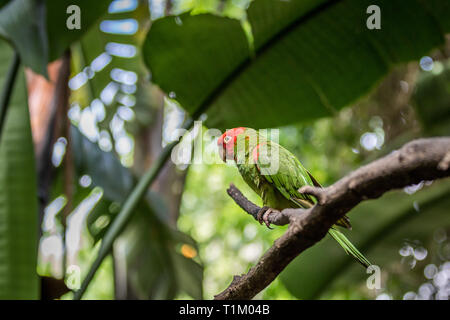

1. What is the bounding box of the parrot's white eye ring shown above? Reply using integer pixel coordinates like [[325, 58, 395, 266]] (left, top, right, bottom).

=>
[[224, 136, 232, 143]]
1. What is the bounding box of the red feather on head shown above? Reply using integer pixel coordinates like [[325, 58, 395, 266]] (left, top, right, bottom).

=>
[[217, 127, 246, 161]]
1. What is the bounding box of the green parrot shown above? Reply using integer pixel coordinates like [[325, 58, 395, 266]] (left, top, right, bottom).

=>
[[217, 127, 371, 268]]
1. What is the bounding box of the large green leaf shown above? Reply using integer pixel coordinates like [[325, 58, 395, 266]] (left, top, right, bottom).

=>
[[0, 0, 48, 76], [0, 40, 39, 299], [0, 0, 109, 75], [279, 179, 450, 299], [143, 0, 450, 129], [45, 0, 110, 62]]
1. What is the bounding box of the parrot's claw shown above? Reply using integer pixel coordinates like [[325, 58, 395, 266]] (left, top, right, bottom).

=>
[[262, 209, 275, 229], [256, 206, 269, 225], [256, 206, 276, 229]]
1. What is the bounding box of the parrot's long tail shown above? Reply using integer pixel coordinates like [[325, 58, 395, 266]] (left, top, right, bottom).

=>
[[328, 228, 371, 268], [291, 198, 371, 267]]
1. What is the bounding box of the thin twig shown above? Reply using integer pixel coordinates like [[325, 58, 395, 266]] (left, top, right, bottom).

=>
[[215, 137, 450, 300]]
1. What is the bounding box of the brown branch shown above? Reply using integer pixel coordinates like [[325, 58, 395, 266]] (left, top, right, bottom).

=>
[[226, 186, 301, 226], [214, 137, 450, 300]]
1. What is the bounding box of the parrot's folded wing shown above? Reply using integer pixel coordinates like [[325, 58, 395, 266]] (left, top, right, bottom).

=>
[[255, 141, 352, 229], [254, 141, 315, 205]]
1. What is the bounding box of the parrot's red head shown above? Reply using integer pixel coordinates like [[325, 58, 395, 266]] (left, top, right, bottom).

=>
[[217, 127, 247, 162]]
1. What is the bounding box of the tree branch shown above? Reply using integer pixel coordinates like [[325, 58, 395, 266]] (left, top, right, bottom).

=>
[[214, 137, 450, 300]]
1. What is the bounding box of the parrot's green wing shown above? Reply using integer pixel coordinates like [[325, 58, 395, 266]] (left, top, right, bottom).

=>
[[254, 140, 351, 229], [254, 141, 316, 204]]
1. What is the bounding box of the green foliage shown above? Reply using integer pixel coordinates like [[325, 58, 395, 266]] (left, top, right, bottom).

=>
[[70, 126, 203, 299], [0, 40, 39, 299], [412, 61, 450, 136], [45, 0, 110, 62], [324, 181, 450, 299], [143, 0, 449, 129], [0, 0, 48, 76], [178, 161, 289, 299], [0, 0, 109, 75], [178, 82, 449, 299], [70, 0, 148, 110], [64, 1, 205, 298]]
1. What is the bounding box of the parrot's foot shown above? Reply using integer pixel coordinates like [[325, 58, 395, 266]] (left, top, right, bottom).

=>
[[256, 206, 278, 229]]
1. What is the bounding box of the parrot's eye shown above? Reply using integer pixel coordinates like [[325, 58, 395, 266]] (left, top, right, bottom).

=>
[[224, 136, 232, 143]]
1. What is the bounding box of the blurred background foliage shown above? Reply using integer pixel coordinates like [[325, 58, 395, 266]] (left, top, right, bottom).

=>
[[0, 0, 449, 300]]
